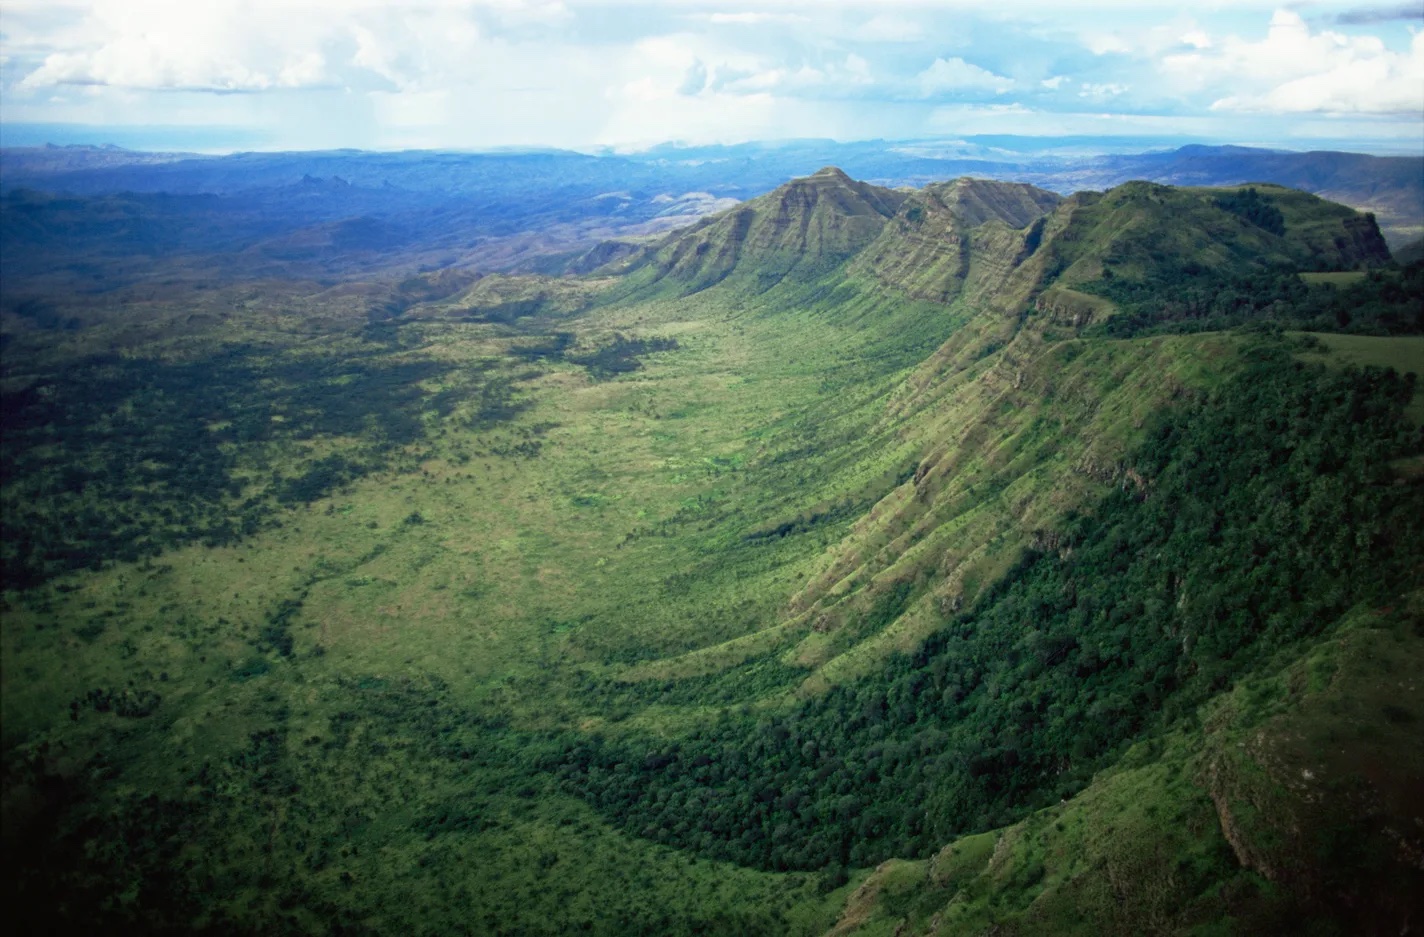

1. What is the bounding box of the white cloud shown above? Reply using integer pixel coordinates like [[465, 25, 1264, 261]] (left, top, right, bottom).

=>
[[1, 1, 1418, 151], [916, 57, 1014, 96], [1180, 29, 1212, 49], [704, 12, 808, 26], [723, 60, 869, 95], [1163, 9, 1424, 115], [860, 14, 924, 42], [1079, 82, 1127, 99], [18, 1, 337, 92], [678, 58, 710, 95], [10, 0, 566, 94], [1082, 32, 1133, 56], [485, 0, 571, 28], [843, 53, 873, 84], [342, 8, 486, 93], [1080, 15, 1210, 58]]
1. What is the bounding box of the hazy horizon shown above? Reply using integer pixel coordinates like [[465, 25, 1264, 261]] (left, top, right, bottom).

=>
[[3, 124, 1422, 161]]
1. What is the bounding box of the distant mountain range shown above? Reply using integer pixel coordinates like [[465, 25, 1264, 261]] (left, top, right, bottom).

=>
[[1, 142, 1420, 273]]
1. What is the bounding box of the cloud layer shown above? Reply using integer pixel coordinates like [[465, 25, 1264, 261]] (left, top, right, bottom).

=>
[[1, 1, 1420, 150]]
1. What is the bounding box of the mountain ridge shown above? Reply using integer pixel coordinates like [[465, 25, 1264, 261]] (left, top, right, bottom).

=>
[[624, 169, 1392, 320], [636, 166, 906, 292]]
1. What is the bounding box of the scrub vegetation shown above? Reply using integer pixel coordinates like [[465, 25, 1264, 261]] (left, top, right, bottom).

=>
[[3, 167, 1422, 935]]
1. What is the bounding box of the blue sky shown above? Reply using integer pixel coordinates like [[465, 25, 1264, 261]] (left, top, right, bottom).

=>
[[1, 1, 1420, 153]]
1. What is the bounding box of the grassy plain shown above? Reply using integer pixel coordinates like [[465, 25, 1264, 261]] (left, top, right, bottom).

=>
[[3, 268, 965, 932]]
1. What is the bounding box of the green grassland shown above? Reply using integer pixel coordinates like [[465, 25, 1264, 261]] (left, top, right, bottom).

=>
[[3, 258, 967, 933], [3, 172, 1422, 934]]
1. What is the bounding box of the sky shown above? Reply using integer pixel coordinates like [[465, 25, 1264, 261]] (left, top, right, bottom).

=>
[[0, 0, 1421, 153]]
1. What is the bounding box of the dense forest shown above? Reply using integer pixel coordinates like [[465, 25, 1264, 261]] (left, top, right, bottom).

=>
[[538, 343, 1423, 872], [1084, 253, 1424, 337]]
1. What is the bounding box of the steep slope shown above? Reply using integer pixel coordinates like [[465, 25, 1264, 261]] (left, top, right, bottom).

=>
[[820, 597, 1424, 937], [587, 176, 1408, 706], [757, 180, 1398, 691], [642, 166, 906, 293], [852, 178, 1062, 305]]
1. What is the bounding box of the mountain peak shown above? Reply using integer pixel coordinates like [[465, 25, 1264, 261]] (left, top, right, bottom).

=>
[[645, 167, 906, 292], [771, 165, 906, 218]]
